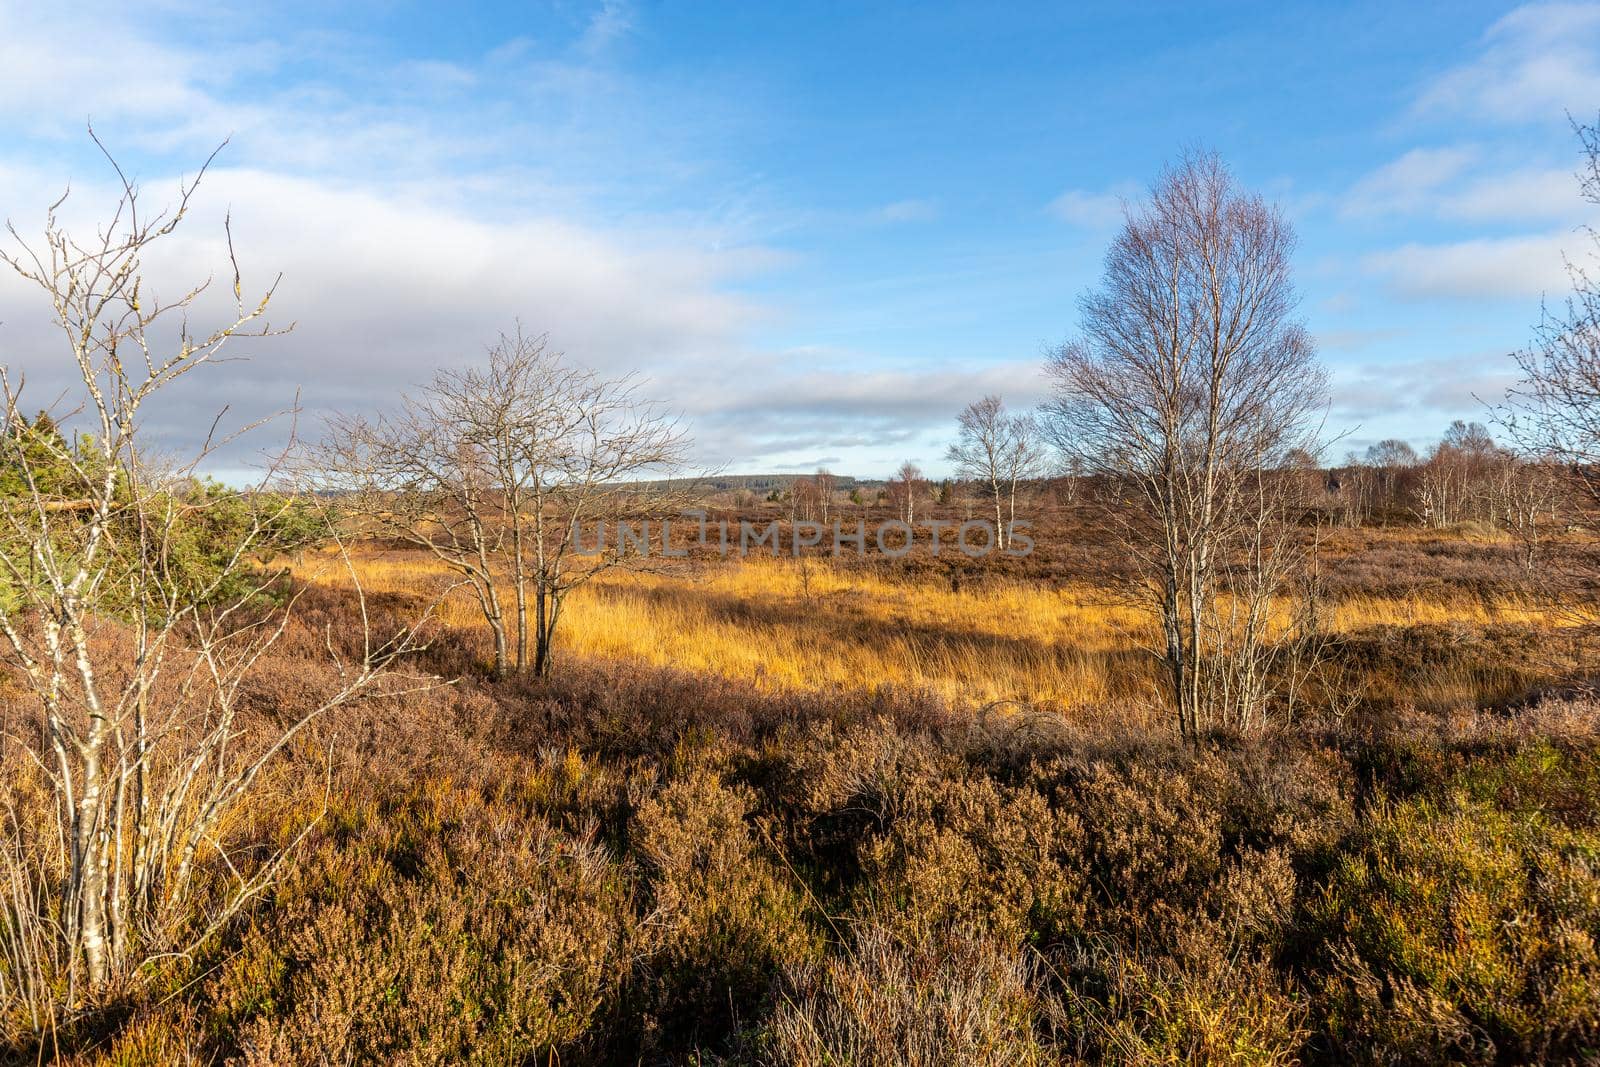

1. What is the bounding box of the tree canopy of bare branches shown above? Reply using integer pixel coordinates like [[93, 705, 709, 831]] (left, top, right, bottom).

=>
[[1490, 114, 1600, 607], [1501, 117, 1600, 511], [308, 329, 691, 678], [889, 461, 923, 525], [1043, 150, 1328, 737], [947, 396, 1044, 549]]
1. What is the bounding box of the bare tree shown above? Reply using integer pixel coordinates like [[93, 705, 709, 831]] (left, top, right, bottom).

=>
[[1365, 438, 1417, 525], [1004, 412, 1047, 541], [1417, 421, 1501, 528], [809, 468, 836, 526], [947, 396, 1043, 549], [1051, 452, 1086, 508], [1043, 150, 1328, 737], [1500, 117, 1600, 485], [309, 330, 690, 678], [790, 475, 820, 524], [0, 141, 418, 1029], [1493, 453, 1561, 573], [889, 461, 923, 524], [1493, 116, 1600, 609], [1329, 453, 1373, 528], [1366, 438, 1418, 468]]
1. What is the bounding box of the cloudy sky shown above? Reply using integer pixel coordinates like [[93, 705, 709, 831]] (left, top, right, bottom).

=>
[[1, 0, 1596, 477]]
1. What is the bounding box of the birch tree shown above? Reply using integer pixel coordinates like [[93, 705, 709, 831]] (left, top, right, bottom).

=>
[[311, 330, 690, 678], [1497, 114, 1600, 607], [890, 461, 922, 525], [1043, 150, 1328, 737], [947, 396, 1043, 549], [0, 140, 417, 1030]]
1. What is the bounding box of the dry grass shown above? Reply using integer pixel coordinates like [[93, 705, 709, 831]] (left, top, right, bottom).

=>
[[293, 545, 1560, 712]]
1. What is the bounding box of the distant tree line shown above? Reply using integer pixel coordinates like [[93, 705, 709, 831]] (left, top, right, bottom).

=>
[[1314, 421, 1562, 569]]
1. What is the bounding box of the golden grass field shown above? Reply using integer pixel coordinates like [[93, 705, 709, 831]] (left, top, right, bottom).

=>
[[294, 539, 1558, 712]]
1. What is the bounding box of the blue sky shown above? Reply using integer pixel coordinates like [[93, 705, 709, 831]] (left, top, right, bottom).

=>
[[1, 1, 1597, 476]]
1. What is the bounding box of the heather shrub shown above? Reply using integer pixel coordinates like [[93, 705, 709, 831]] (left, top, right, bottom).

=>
[[759, 923, 1062, 1067], [206, 777, 632, 1066], [1033, 754, 1314, 1064], [1211, 740, 1355, 861], [776, 718, 939, 891], [854, 759, 1089, 946], [55, 1007, 209, 1066], [787, 718, 935, 819], [494, 659, 957, 760], [629, 761, 820, 1055], [1055, 758, 1236, 951], [1058, 941, 1308, 1066], [1313, 790, 1600, 1064], [1455, 735, 1600, 829]]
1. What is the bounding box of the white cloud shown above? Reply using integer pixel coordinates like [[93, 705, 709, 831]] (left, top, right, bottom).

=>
[[0, 163, 780, 448], [1417, 2, 1600, 123], [1341, 147, 1479, 218], [1338, 10, 1600, 308], [1342, 145, 1588, 225], [0, 5, 217, 137], [1439, 165, 1588, 222], [1362, 230, 1581, 299], [0, 0, 1049, 476], [0, 160, 1008, 474], [1332, 355, 1519, 422], [1047, 184, 1137, 229], [696, 359, 1047, 419], [875, 198, 939, 224], [579, 0, 636, 56], [0, 1, 910, 473]]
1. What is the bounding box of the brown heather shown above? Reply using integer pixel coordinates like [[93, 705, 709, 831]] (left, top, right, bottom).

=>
[[9, 521, 1600, 1065]]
